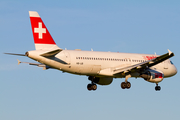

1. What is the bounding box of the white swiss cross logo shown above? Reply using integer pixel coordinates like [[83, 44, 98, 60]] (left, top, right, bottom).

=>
[[34, 22, 46, 39]]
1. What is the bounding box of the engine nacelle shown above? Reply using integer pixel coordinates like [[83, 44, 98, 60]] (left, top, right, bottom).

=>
[[140, 69, 164, 83], [88, 76, 113, 85]]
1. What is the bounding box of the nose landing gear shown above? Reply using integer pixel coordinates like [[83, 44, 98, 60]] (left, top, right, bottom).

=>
[[155, 83, 161, 91]]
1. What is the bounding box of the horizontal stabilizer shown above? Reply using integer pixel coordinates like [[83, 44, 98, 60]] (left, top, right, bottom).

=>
[[17, 59, 21, 65], [17, 59, 51, 70], [40, 49, 62, 57], [4, 53, 26, 56]]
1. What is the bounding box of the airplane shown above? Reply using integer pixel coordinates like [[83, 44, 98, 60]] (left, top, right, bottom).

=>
[[5, 11, 177, 91]]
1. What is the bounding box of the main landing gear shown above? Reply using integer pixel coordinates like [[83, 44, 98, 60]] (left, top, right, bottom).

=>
[[121, 82, 131, 89], [87, 83, 97, 91], [87, 76, 97, 91], [155, 83, 161, 91], [121, 74, 131, 89]]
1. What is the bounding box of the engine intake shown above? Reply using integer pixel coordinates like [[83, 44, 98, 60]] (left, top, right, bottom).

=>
[[140, 71, 151, 81]]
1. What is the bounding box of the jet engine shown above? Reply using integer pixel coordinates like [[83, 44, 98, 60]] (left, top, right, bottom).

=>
[[140, 69, 164, 83], [88, 76, 113, 85]]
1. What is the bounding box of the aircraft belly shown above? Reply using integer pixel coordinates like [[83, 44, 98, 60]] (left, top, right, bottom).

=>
[[69, 64, 101, 75]]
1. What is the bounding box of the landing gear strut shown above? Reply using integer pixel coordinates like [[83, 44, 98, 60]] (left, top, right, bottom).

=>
[[121, 74, 131, 89], [155, 83, 161, 91], [87, 76, 97, 91]]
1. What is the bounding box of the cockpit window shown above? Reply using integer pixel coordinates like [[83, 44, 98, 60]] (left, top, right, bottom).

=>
[[170, 61, 174, 65]]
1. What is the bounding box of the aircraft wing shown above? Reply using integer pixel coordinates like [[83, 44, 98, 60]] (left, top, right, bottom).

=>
[[113, 49, 174, 75]]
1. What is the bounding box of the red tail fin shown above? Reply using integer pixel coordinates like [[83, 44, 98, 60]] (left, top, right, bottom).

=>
[[29, 11, 60, 50]]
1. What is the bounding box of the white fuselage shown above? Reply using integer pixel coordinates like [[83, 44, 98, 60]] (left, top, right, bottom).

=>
[[27, 50, 177, 78], [6, 11, 177, 91]]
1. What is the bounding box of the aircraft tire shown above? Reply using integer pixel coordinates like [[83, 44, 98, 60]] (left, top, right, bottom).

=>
[[121, 82, 126, 89], [155, 86, 161, 91], [87, 84, 92, 91], [92, 84, 97, 91], [126, 82, 131, 89]]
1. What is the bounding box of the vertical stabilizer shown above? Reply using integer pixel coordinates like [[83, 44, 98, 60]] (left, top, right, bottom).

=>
[[29, 11, 60, 50]]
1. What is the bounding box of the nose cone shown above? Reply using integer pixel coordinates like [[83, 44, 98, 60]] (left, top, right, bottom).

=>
[[172, 65, 177, 76]]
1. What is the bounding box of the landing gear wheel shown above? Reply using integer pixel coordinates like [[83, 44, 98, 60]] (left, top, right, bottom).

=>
[[121, 74, 132, 90], [126, 82, 131, 89], [155, 86, 161, 91], [121, 82, 131, 89], [92, 84, 97, 91], [87, 84, 97, 91], [87, 84, 92, 91], [121, 82, 126, 89]]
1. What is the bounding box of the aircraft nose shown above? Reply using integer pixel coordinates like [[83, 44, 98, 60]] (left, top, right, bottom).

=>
[[172, 65, 177, 76]]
